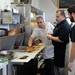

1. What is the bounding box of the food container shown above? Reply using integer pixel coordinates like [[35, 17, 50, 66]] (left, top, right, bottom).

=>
[[0, 50, 14, 60]]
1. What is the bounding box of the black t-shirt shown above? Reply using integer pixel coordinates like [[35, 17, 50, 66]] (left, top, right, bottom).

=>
[[70, 25, 75, 42], [52, 20, 71, 67], [52, 20, 71, 46]]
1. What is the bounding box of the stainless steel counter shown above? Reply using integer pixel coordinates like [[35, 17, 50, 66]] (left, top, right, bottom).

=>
[[11, 45, 45, 63]]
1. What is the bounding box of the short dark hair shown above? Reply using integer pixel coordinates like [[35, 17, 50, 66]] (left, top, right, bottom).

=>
[[56, 10, 66, 17], [68, 5, 75, 14], [36, 16, 43, 20]]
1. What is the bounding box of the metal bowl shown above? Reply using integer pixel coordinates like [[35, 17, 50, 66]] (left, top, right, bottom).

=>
[[0, 50, 14, 59]]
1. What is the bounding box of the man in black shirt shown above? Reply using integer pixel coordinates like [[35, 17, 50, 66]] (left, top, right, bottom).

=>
[[47, 10, 71, 75], [67, 6, 75, 72]]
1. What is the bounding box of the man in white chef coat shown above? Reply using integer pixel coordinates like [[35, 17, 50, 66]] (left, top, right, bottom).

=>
[[28, 15, 54, 75]]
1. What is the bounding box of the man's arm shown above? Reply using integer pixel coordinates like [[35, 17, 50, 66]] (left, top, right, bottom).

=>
[[70, 42, 75, 63], [47, 34, 62, 42], [28, 29, 37, 47], [70, 26, 75, 62], [28, 37, 33, 47]]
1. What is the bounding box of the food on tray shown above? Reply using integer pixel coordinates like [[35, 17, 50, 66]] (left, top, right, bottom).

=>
[[19, 56, 28, 59], [19, 44, 43, 52], [8, 28, 21, 36], [25, 46, 35, 52]]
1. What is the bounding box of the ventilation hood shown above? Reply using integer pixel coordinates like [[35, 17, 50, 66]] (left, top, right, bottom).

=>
[[14, 0, 32, 4]]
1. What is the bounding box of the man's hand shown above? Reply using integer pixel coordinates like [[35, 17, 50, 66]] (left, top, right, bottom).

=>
[[68, 62, 73, 72], [47, 33, 52, 39], [47, 33, 62, 42]]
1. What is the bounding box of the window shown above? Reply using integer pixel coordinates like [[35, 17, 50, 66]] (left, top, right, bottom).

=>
[[58, 0, 75, 8]]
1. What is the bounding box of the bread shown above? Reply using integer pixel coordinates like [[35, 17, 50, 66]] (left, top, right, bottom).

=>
[[26, 47, 34, 52], [8, 28, 21, 36]]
